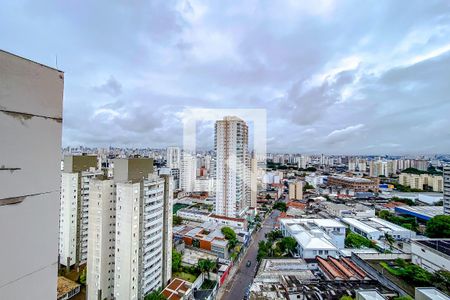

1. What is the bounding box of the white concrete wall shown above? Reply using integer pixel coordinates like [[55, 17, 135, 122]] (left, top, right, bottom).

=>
[[411, 242, 450, 272], [0, 50, 63, 299]]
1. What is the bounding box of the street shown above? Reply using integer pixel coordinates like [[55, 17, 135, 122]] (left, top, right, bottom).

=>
[[220, 209, 280, 300]]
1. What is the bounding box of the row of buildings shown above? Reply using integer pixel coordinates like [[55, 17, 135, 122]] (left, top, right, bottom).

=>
[[59, 156, 173, 300], [399, 172, 444, 192]]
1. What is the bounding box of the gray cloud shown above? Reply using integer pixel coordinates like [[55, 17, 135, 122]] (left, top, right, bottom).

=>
[[93, 76, 122, 97], [1, 0, 450, 154]]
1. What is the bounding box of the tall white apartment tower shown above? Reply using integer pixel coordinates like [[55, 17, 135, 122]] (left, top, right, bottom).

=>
[[444, 166, 450, 215], [215, 116, 250, 218], [87, 177, 116, 300], [166, 146, 181, 169], [59, 155, 102, 268], [250, 157, 258, 208], [59, 172, 79, 270], [0, 50, 63, 299], [181, 152, 196, 192], [113, 159, 172, 300]]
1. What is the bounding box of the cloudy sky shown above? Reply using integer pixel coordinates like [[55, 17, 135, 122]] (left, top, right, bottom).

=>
[[2, 0, 450, 154]]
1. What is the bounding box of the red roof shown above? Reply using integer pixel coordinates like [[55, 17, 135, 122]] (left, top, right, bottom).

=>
[[161, 278, 191, 300], [287, 201, 307, 209], [383, 201, 407, 209], [210, 214, 246, 222]]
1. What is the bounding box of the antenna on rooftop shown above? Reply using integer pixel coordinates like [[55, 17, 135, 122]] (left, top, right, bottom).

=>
[[55, 54, 58, 69]]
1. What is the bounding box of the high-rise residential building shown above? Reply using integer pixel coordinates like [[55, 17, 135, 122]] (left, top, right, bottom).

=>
[[160, 174, 173, 286], [369, 160, 394, 177], [288, 181, 304, 200], [114, 173, 172, 299], [59, 155, 102, 268], [215, 116, 250, 218], [180, 152, 196, 192], [85, 158, 172, 300], [59, 172, 79, 269], [87, 177, 116, 300], [297, 155, 308, 169], [0, 50, 63, 298], [399, 173, 443, 192], [166, 146, 181, 169], [443, 166, 450, 215], [348, 159, 356, 172], [250, 157, 258, 208], [358, 160, 367, 173], [413, 159, 429, 171]]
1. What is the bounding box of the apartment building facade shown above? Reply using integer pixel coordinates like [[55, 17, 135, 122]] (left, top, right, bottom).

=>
[[87, 178, 116, 300], [215, 116, 250, 218], [114, 174, 172, 299], [445, 166, 450, 215], [59, 155, 102, 268]]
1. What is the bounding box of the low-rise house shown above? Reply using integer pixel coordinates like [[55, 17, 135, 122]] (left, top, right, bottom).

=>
[[57, 276, 81, 300], [209, 214, 247, 230], [177, 208, 212, 223], [161, 278, 193, 300], [174, 223, 231, 259], [322, 202, 375, 218], [342, 217, 416, 240], [280, 218, 346, 258]]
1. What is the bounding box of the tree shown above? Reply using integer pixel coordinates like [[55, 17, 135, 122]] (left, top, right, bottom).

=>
[[173, 215, 183, 226], [340, 296, 353, 300], [384, 233, 395, 251], [426, 215, 450, 238], [221, 227, 237, 240], [78, 267, 87, 285], [144, 290, 167, 300], [257, 241, 271, 261], [279, 237, 297, 254], [345, 232, 375, 249], [273, 202, 287, 212], [198, 259, 216, 280], [221, 227, 238, 249], [172, 250, 182, 272], [266, 230, 283, 243], [433, 270, 450, 294], [265, 194, 272, 200], [302, 183, 315, 192]]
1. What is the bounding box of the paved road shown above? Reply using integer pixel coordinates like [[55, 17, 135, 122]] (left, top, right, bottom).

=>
[[220, 209, 280, 300]]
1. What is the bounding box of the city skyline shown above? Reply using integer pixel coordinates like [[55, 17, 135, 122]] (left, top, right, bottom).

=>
[[2, 2, 450, 300], [1, 1, 450, 154]]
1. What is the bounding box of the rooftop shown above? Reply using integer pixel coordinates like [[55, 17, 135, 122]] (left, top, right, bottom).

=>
[[414, 239, 450, 257], [416, 287, 450, 300], [57, 276, 80, 298], [161, 278, 191, 300], [210, 214, 245, 222], [395, 205, 443, 220], [329, 175, 373, 183], [342, 217, 415, 235], [254, 259, 316, 283], [356, 290, 386, 300]]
